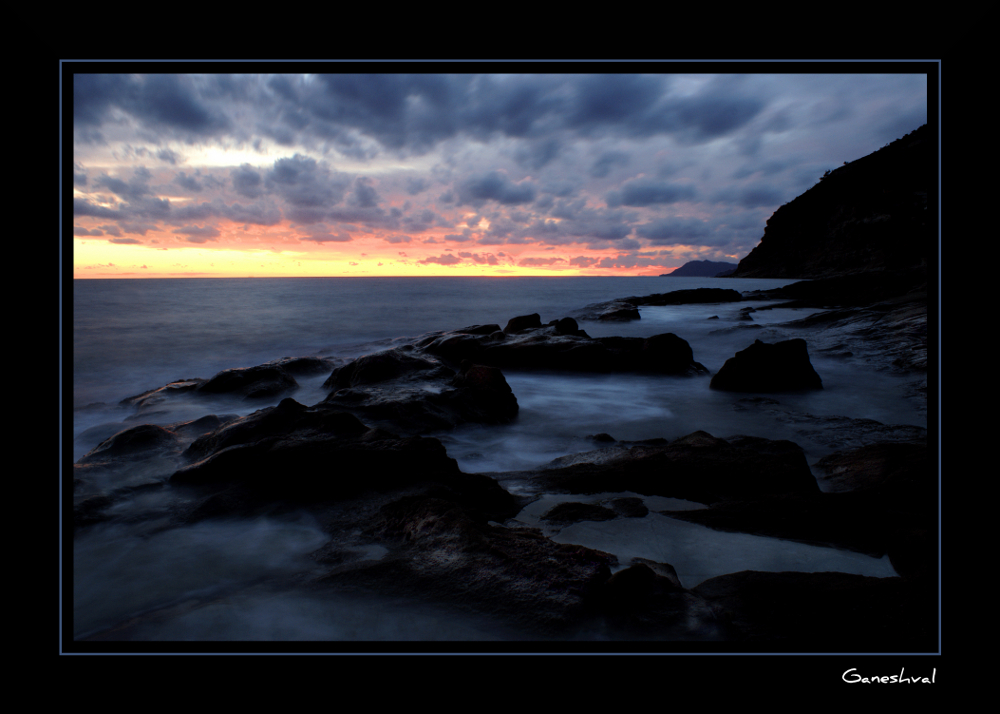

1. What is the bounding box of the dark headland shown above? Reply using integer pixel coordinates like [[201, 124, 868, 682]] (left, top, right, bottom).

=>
[[660, 259, 737, 278], [71, 126, 937, 652]]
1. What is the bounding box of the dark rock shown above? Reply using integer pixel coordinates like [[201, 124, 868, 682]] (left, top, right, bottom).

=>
[[454, 324, 503, 335], [710, 338, 822, 392], [598, 563, 684, 614], [598, 304, 641, 322], [77, 424, 181, 464], [173, 417, 520, 523], [630, 288, 743, 306], [751, 268, 928, 308], [120, 380, 204, 408], [447, 361, 519, 423], [318, 347, 518, 433], [536, 430, 818, 505], [170, 414, 238, 440], [546, 316, 582, 334], [197, 364, 298, 401], [324, 348, 446, 389], [268, 356, 336, 375], [183, 398, 368, 463], [503, 313, 542, 334], [587, 433, 616, 444], [420, 323, 706, 376], [320, 496, 615, 634]]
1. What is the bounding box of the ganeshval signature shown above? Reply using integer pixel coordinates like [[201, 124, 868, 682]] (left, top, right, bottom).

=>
[[842, 668, 936, 684]]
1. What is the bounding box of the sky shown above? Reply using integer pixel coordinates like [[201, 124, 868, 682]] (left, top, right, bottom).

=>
[[68, 64, 931, 278]]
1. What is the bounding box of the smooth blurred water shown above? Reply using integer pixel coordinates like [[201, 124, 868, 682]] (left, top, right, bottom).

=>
[[68, 276, 928, 643], [71, 276, 789, 407]]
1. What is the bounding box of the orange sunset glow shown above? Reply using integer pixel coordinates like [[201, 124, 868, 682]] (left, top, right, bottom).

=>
[[70, 70, 928, 279]]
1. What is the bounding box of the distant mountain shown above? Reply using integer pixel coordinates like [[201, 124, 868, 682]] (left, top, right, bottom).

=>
[[729, 124, 933, 279], [660, 260, 737, 277]]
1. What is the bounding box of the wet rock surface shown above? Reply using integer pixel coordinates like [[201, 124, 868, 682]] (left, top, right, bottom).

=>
[[417, 318, 708, 376], [532, 430, 819, 505]]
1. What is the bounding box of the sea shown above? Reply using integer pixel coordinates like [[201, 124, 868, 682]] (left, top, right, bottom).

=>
[[67, 276, 929, 643]]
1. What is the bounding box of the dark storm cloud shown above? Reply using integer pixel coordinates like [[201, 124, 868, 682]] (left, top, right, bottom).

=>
[[402, 208, 443, 233], [514, 137, 563, 170], [457, 75, 563, 140], [589, 150, 631, 178], [94, 172, 152, 202], [303, 74, 461, 153], [348, 177, 380, 208], [174, 171, 203, 192], [172, 225, 220, 242], [232, 164, 264, 199], [405, 176, 429, 195], [566, 74, 665, 134], [711, 183, 787, 210], [73, 198, 120, 220], [129, 75, 230, 135], [75, 73, 775, 158], [736, 185, 786, 209], [157, 148, 181, 165], [606, 179, 697, 207], [264, 154, 349, 208], [223, 201, 283, 226], [74, 226, 103, 236], [636, 217, 712, 245], [109, 237, 142, 244], [731, 157, 794, 180], [75, 74, 229, 138], [457, 171, 537, 206], [74, 74, 135, 127]]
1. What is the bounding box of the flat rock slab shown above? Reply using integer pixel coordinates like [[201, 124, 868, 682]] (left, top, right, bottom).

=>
[[534, 430, 818, 505], [416, 319, 707, 376]]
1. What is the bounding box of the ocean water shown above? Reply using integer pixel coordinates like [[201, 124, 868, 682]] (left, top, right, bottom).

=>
[[68, 276, 927, 642]]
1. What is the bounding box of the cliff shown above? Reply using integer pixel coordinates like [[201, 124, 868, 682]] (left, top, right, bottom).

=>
[[730, 125, 934, 279]]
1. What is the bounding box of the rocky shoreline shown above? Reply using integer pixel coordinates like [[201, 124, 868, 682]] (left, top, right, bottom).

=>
[[71, 279, 934, 650]]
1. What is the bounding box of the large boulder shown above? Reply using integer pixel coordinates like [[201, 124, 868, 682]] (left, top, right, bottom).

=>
[[319, 348, 518, 433], [503, 313, 542, 334], [710, 338, 822, 392]]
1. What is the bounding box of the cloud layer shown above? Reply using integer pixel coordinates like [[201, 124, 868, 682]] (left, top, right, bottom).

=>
[[71, 67, 930, 276]]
